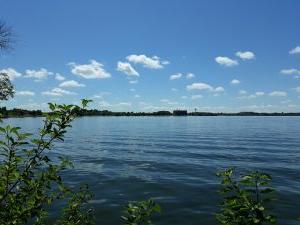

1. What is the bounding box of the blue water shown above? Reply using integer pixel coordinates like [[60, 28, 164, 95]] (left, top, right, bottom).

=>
[[5, 117, 300, 224]]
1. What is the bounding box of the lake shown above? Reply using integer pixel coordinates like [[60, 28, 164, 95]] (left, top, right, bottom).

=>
[[5, 116, 300, 225]]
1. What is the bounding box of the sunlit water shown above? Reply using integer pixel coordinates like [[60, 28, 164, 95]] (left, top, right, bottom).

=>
[[5, 117, 300, 225]]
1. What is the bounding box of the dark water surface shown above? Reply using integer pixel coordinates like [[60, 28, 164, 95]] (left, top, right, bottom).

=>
[[5, 116, 300, 224]]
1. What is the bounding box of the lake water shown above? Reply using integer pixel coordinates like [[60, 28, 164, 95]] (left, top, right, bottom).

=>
[[5, 117, 300, 225]]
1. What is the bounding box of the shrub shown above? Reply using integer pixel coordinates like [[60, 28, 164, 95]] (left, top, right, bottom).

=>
[[216, 168, 276, 225], [122, 199, 161, 225]]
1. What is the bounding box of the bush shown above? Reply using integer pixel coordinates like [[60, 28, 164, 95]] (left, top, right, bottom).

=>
[[216, 168, 276, 225]]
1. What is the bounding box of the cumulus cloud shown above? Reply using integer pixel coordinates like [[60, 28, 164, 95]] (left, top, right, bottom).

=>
[[170, 73, 182, 80], [55, 73, 65, 81], [215, 56, 238, 67], [186, 73, 195, 79], [236, 51, 255, 60], [0, 68, 22, 80], [186, 82, 213, 91], [231, 79, 240, 85], [239, 90, 247, 95], [191, 95, 203, 100], [214, 86, 225, 92], [171, 88, 178, 91], [134, 94, 140, 98], [117, 102, 132, 107], [129, 80, 138, 84], [126, 54, 168, 69], [16, 91, 35, 96], [42, 88, 76, 96], [289, 46, 300, 54], [280, 68, 300, 75], [117, 61, 139, 76], [238, 91, 265, 99], [99, 101, 112, 108], [59, 80, 85, 88], [160, 99, 178, 105], [294, 86, 300, 93], [269, 91, 287, 97], [92, 92, 111, 99], [255, 91, 265, 96], [69, 60, 111, 79], [25, 68, 52, 79]]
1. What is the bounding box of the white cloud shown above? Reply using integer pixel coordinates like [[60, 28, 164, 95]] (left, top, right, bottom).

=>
[[16, 91, 35, 96], [255, 91, 265, 96], [69, 60, 111, 79], [215, 56, 238, 67], [117, 61, 139, 76], [181, 96, 188, 99], [117, 102, 132, 107], [55, 73, 65, 81], [134, 94, 140, 98], [25, 68, 52, 79], [186, 82, 213, 91], [171, 88, 178, 91], [269, 91, 287, 97], [289, 46, 300, 55], [231, 79, 240, 85], [186, 73, 195, 79], [126, 54, 167, 69], [280, 69, 300, 75], [238, 91, 265, 99], [160, 99, 178, 105], [99, 101, 112, 108], [129, 80, 138, 84], [236, 51, 255, 60], [191, 95, 203, 100], [92, 92, 110, 99], [239, 90, 247, 95], [59, 80, 85, 88], [42, 88, 76, 96], [294, 86, 300, 93], [0, 68, 22, 80], [170, 73, 182, 80], [214, 86, 225, 92]]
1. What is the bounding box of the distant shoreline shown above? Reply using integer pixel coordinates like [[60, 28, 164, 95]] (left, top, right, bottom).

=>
[[1, 107, 300, 118]]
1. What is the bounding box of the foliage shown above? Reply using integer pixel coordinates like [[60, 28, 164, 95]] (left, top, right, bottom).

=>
[[216, 168, 276, 225], [122, 199, 161, 225], [0, 100, 93, 225], [55, 184, 94, 225], [0, 20, 13, 51], [0, 73, 14, 101]]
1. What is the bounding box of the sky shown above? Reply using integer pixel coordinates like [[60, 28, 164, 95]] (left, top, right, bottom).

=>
[[0, 0, 300, 112]]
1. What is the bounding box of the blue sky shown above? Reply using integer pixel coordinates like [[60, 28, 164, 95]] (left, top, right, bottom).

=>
[[1, 0, 300, 112]]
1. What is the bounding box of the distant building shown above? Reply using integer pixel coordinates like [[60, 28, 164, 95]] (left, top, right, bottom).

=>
[[173, 110, 188, 116]]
